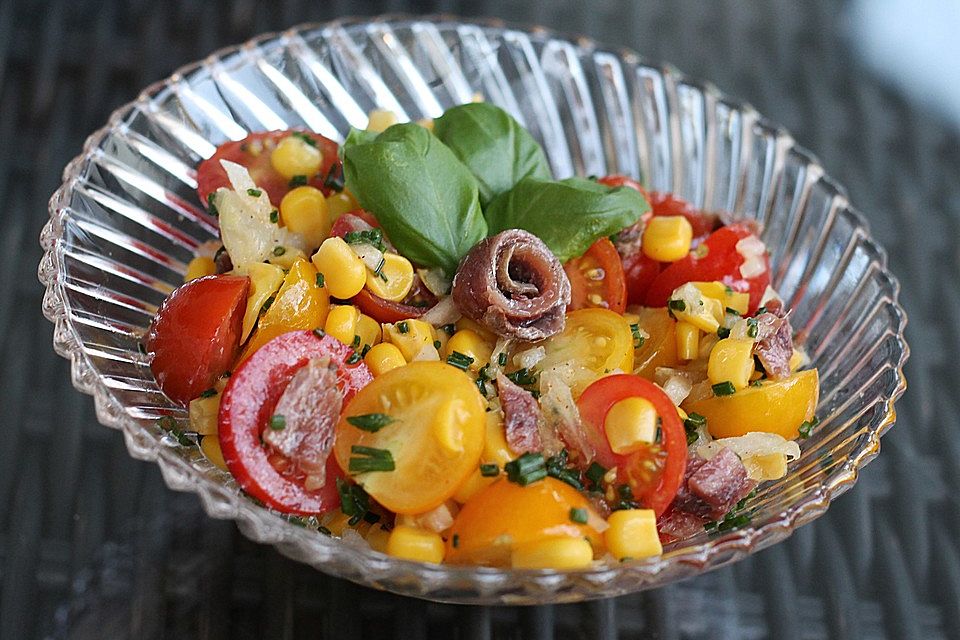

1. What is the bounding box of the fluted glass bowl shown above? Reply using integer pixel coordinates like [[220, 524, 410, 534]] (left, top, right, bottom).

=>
[[39, 16, 908, 604]]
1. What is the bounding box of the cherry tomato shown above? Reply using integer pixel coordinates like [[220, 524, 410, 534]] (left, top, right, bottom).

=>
[[146, 274, 249, 405], [218, 330, 373, 515], [598, 175, 647, 196], [621, 252, 661, 305], [197, 130, 339, 208], [564, 238, 627, 314], [329, 209, 382, 238], [352, 288, 429, 323], [643, 223, 770, 314], [576, 374, 687, 517], [631, 307, 678, 380], [646, 191, 716, 241]]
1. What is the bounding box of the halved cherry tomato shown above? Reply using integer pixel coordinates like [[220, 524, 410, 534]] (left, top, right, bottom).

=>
[[329, 209, 382, 238], [334, 361, 486, 514], [197, 130, 339, 207], [621, 252, 661, 305], [564, 238, 627, 314], [598, 175, 647, 195], [218, 330, 373, 515], [146, 274, 249, 405], [352, 288, 429, 323], [576, 374, 687, 516], [631, 307, 678, 380], [644, 222, 770, 314]]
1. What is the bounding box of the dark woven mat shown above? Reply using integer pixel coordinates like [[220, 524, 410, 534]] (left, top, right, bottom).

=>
[[3, 1, 957, 638]]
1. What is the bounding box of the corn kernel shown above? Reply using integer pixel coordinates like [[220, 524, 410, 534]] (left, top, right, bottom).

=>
[[324, 305, 361, 347], [363, 343, 406, 376], [604, 397, 658, 454], [455, 316, 497, 343], [365, 253, 414, 302], [642, 215, 693, 262], [604, 509, 663, 560], [367, 109, 399, 133], [386, 525, 445, 564], [676, 406, 688, 421], [311, 236, 366, 299], [241, 262, 285, 342], [185, 256, 216, 281], [189, 393, 220, 436], [692, 281, 750, 315], [706, 297, 725, 324], [280, 186, 330, 247], [789, 349, 804, 371], [200, 436, 228, 471], [398, 501, 458, 534], [510, 537, 594, 569], [366, 524, 392, 553], [326, 190, 359, 221], [384, 319, 437, 361], [675, 321, 699, 361], [267, 246, 308, 270], [444, 330, 493, 372], [742, 452, 788, 481], [433, 398, 467, 454], [670, 283, 721, 333], [270, 133, 322, 180], [356, 313, 382, 349], [707, 338, 756, 390]]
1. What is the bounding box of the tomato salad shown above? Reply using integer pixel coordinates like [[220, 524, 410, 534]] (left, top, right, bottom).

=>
[[147, 103, 819, 568]]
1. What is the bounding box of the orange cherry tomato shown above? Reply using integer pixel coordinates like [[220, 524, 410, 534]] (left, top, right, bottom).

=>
[[564, 237, 627, 314]]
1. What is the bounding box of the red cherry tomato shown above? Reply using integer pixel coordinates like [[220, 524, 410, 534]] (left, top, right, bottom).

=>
[[329, 210, 382, 238], [218, 330, 373, 515], [352, 288, 429, 323], [598, 174, 648, 196], [621, 252, 662, 306], [197, 130, 339, 208], [576, 374, 687, 517], [564, 238, 628, 314], [146, 275, 249, 405], [643, 222, 770, 314]]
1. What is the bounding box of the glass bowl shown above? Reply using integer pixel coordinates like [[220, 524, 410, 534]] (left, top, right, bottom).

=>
[[38, 16, 908, 604]]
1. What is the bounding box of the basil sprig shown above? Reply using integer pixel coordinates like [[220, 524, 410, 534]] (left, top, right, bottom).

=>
[[342, 123, 487, 274], [433, 102, 552, 207], [485, 176, 648, 262]]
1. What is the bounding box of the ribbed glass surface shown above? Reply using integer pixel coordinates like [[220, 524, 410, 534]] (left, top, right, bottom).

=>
[[39, 17, 908, 604]]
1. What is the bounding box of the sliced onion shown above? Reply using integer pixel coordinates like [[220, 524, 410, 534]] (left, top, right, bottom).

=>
[[759, 285, 783, 307], [513, 346, 546, 370], [412, 343, 440, 361], [736, 235, 768, 278], [421, 295, 461, 327], [698, 432, 801, 463], [654, 368, 694, 406], [416, 267, 452, 297], [351, 242, 385, 273]]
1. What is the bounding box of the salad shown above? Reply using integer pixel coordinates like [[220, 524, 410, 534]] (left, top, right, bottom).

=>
[[147, 102, 819, 569]]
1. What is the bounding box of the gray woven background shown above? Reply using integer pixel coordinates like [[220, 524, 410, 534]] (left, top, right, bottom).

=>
[[3, 0, 957, 638]]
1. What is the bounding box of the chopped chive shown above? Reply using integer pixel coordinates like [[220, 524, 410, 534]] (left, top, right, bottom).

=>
[[440, 323, 456, 335], [199, 388, 217, 399], [348, 445, 395, 473], [480, 463, 499, 477], [684, 412, 706, 445], [712, 381, 737, 396], [504, 452, 547, 486], [569, 507, 588, 524], [346, 413, 395, 433], [363, 511, 381, 524], [433, 340, 442, 350], [497, 352, 507, 366], [288, 174, 308, 187], [246, 188, 262, 197], [798, 416, 820, 439], [746, 318, 759, 338], [316, 273, 325, 288], [751, 378, 764, 387], [725, 307, 741, 316], [452, 534, 460, 548], [323, 161, 345, 192], [270, 209, 279, 224], [755, 306, 768, 316], [360, 344, 371, 357], [269, 414, 286, 431], [351, 335, 361, 348], [312, 328, 326, 338], [630, 322, 645, 349], [446, 351, 474, 371], [260, 295, 275, 314], [273, 246, 286, 256], [346, 352, 361, 365], [505, 367, 538, 387], [668, 299, 686, 312], [717, 326, 731, 339], [617, 484, 634, 501], [291, 131, 317, 147], [585, 461, 607, 488], [397, 321, 409, 334], [336, 478, 370, 518], [343, 228, 385, 251], [207, 192, 219, 217]]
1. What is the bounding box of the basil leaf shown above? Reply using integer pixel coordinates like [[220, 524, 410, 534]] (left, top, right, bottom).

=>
[[342, 123, 487, 274], [433, 103, 552, 207], [485, 177, 649, 262], [341, 127, 379, 152]]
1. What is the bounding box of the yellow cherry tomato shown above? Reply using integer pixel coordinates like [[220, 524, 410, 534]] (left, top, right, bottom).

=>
[[537, 308, 635, 396], [682, 369, 819, 439], [631, 306, 678, 380], [334, 362, 486, 514], [445, 477, 605, 566]]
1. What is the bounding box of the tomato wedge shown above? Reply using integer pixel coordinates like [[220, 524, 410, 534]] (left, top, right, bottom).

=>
[[197, 130, 339, 207], [621, 252, 661, 306], [146, 274, 249, 405], [218, 330, 373, 514], [644, 222, 770, 314], [576, 374, 687, 516], [564, 237, 627, 314]]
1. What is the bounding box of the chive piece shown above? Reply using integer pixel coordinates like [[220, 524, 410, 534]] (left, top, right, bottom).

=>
[[156, 416, 177, 432], [260, 295, 275, 314], [336, 478, 370, 519], [506, 368, 538, 387], [289, 174, 308, 187], [362, 510, 381, 525], [348, 446, 395, 473], [268, 414, 286, 431], [441, 323, 456, 335], [318, 525, 333, 536], [452, 534, 460, 548], [746, 318, 759, 338], [343, 228, 385, 251], [360, 344, 371, 357], [798, 416, 820, 439], [312, 328, 326, 338], [446, 351, 474, 371], [630, 323, 645, 349], [397, 321, 409, 334], [668, 299, 686, 312], [712, 381, 736, 396], [717, 326, 731, 339], [585, 461, 607, 488], [291, 131, 318, 147], [569, 507, 588, 524], [316, 273, 325, 288], [683, 412, 707, 445], [755, 306, 768, 316], [346, 413, 395, 433], [433, 340, 442, 350], [498, 352, 507, 366], [273, 246, 286, 256], [351, 335, 361, 349], [270, 209, 279, 224], [346, 352, 361, 365], [246, 188, 262, 197], [751, 378, 764, 387], [199, 388, 217, 399], [725, 307, 741, 316], [480, 463, 499, 477], [323, 161, 345, 192], [207, 192, 219, 217], [504, 452, 547, 486], [617, 484, 634, 501]]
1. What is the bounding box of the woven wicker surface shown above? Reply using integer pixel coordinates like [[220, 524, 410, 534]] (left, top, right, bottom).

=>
[[3, 0, 956, 638]]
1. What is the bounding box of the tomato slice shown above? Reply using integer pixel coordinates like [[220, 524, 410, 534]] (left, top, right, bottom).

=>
[[218, 330, 373, 514], [644, 222, 770, 314], [646, 191, 716, 241], [598, 175, 647, 196], [564, 238, 627, 314], [146, 274, 249, 405], [197, 130, 339, 208], [621, 252, 661, 305], [576, 374, 687, 517]]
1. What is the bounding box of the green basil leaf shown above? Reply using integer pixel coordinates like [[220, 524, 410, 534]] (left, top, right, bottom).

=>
[[433, 103, 552, 207], [338, 127, 379, 160], [485, 177, 649, 262], [342, 123, 487, 274]]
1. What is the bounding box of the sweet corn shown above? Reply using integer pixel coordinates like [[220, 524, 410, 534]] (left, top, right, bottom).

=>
[[742, 452, 788, 481], [510, 537, 594, 569], [189, 393, 220, 436], [386, 525, 445, 564], [240, 262, 285, 342], [184, 256, 216, 281], [270, 133, 322, 180], [604, 397, 658, 454], [384, 319, 437, 361], [444, 330, 493, 372], [324, 304, 361, 347], [707, 338, 756, 390], [789, 349, 804, 371], [326, 190, 359, 221], [397, 501, 458, 534], [455, 316, 498, 343], [604, 509, 662, 560], [366, 524, 392, 554], [311, 236, 366, 299], [280, 186, 331, 247], [642, 215, 693, 262], [675, 321, 699, 361], [433, 398, 467, 454], [266, 246, 308, 270], [692, 281, 750, 315], [676, 406, 688, 421], [706, 297, 725, 324], [363, 343, 406, 376], [365, 253, 415, 302], [356, 313, 382, 349], [200, 436, 228, 471], [367, 109, 399, 133], [669, 283, 721, 333]]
